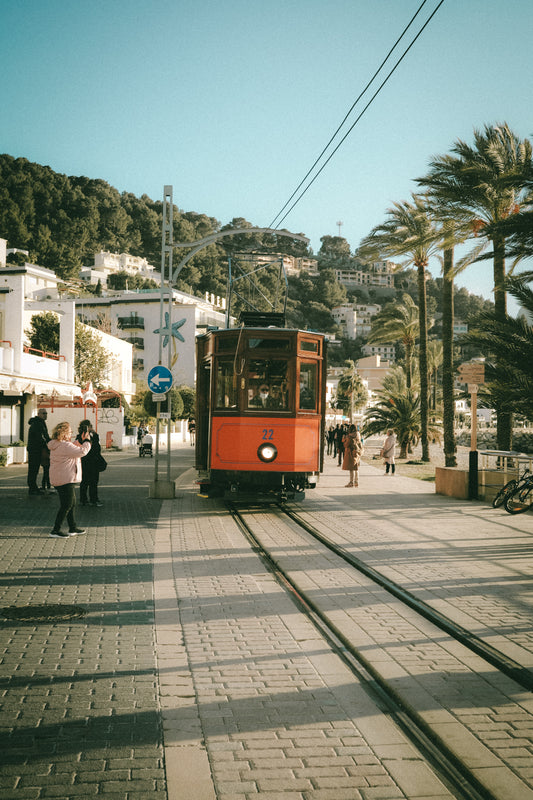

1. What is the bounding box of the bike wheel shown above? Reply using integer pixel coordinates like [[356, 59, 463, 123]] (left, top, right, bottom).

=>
[[505, 483, 533, 514], [492, 479, 517, 508]]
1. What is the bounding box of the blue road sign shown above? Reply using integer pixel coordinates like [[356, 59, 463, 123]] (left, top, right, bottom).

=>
[[147, 365, 173, 393]]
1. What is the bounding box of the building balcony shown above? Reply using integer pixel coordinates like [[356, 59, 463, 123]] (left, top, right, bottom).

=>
[[118, 317, 145, 330]]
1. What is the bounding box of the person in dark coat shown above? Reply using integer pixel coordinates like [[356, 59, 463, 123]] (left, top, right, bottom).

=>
[[342, 424, 363, 487], [336, 424, 346, 465], [76, 420, 103, 506], [27, 408, 50, 495]]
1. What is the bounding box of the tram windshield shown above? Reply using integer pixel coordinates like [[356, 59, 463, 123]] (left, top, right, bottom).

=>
[[299, 362, 318, 410], [247, 359, 288, 410]]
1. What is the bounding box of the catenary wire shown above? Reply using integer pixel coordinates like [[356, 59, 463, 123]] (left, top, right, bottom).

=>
[[268, 0, 432, 230], [270, 0, 446, 231]]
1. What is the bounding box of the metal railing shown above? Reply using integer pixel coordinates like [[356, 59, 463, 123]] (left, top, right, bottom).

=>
[[478, 450, 533, 497]]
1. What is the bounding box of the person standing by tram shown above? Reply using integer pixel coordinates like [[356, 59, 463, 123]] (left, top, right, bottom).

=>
[[342, 424, 363, 487]]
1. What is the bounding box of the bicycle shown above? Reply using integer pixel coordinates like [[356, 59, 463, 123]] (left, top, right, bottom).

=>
[[504, 472, 533, 514], [492, 467, 531, 509]]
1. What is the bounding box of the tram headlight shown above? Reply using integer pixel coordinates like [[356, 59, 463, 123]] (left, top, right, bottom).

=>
[[257, 442, 278, 463]]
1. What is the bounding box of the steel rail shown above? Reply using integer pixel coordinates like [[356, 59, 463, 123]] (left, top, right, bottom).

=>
[[227, 502, 496, 800], [282, 505, 533, 693]]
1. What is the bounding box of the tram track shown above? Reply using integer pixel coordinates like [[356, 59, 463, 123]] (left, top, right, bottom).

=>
[[281, 504, 533, 694], [227, 501, 533, 800]]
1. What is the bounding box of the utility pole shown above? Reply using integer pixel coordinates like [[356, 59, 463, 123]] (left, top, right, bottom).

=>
[[336, 220, 343, 237]]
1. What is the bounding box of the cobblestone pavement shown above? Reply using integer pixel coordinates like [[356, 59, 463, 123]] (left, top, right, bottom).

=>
[[2, 441, 533, 800], [0, 447, 193, 800]]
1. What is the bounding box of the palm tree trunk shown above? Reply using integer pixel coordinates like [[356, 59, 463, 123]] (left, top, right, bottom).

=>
[[405, 341, 412, 390], [417, 262, 430, 461], [442, 246, 457, 467], [493, 233, 513, 450]]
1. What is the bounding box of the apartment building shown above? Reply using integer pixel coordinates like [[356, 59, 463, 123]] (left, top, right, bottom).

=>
[[75, 287, 227, 387], [331, 302, 382, 340], [80, 250, 158, 286], [334, 260, 396, 290]]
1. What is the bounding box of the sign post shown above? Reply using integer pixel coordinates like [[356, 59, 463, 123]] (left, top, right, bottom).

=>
[[457, 363, 485, 500]]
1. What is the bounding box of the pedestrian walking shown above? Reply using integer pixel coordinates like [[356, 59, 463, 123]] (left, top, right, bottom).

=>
[[381, 429, 397, 475], [48, 421, 91, 538], [76, 420, 103, 506], [342, 424, 363, 487], [40, 442, 52, 492], [336, 423, 346, 466], [27, 408, 50, 495], [326, 425, 334, 455], [188, 417, 196, 446]]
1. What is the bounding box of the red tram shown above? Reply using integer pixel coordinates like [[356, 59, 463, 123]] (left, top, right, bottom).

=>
[[196, 321, 326, 501]]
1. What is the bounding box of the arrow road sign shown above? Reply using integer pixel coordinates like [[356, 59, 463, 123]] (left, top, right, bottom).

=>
[[147, 365, 173, 393]]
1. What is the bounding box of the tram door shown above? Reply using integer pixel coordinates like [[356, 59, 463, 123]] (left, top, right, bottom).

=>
[[196, 362, 211, 471]]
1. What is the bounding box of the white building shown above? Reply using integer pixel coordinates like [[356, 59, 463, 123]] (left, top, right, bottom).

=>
[[354, 303, 381, 338], [334, 261, 396, 290], [75, 287, 228, 388], [0, 238, 135, 447], [79, 250, 159, 287], [361, 343, 396, 362], [453, 319, 468, 337], [233, 252, 319, 277], [331, 304, 358, 339], [331, 302, 382, 340]]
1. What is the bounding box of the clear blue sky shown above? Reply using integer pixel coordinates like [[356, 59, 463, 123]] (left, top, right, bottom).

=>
[[1, 0, 532, 309]]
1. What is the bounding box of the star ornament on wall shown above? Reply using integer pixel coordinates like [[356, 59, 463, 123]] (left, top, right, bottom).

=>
[[153, 314, 186, 347]]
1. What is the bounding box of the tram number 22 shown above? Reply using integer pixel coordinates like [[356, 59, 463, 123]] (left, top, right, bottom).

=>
[[262, 429, 274, 440]]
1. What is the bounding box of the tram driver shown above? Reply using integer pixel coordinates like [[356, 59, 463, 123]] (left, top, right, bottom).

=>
[[249, 383, 278, 409]]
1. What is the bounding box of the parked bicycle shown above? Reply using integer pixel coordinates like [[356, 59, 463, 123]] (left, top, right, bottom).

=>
[[504, 471, 533, 514], [492, 467, 531, 509]]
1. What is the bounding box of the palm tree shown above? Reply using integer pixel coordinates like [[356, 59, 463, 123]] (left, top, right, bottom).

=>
[[426, 339, 443, 414], [463, 273, 533, 420], [362, 387, 441, 459], [417, 123, 533, 450], [366, 294, 419, 389], [432, 218, 481, 466], [336, 360, 368, 422], [358, 195, 441, 461]]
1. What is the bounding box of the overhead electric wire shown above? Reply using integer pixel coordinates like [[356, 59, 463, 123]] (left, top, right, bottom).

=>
[[268, 0, 431, 230], [269, 0, 446, 231]]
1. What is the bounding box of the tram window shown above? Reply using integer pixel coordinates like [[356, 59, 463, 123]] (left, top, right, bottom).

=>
[[216, 335, 239, 352], [215, 361, 237, 409], [247, 359, 289, 409], [300, 339, 319, 353], [248, 338, 290, 351], [299, 362, 317, 410]]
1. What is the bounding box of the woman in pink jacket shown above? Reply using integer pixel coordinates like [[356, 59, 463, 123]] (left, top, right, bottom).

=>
[[48, 421, 91, 538]]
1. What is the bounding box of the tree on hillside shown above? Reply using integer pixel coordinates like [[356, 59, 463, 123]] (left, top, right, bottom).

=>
[[317, 235, 351, 267]]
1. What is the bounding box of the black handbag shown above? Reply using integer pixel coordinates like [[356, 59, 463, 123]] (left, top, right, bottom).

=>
[[96, 454, 107, 472]]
